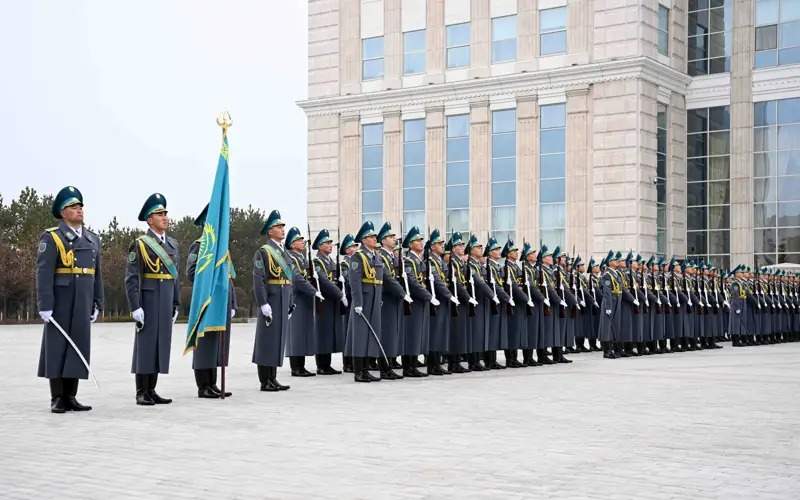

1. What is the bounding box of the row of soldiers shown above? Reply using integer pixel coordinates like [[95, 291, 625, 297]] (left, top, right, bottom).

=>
[[35, 186, 800, 412]]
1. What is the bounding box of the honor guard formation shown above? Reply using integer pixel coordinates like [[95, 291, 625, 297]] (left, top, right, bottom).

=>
[[36, 186, 800, 412]]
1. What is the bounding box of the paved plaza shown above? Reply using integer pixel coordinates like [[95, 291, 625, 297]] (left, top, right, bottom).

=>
[[0, 322, 798, 499]]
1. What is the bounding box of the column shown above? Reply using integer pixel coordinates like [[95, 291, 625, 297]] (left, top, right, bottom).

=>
[[566, 88, 591, 257], [516, 94, 538, 242], [426, 0, 445, 84], [340, 113, 362, 232], [384, 0, 403, 89], [470, 99, 491, 236], [426, 105, 446, 231], [469, 0, 491, 78], [340, 0, 361, 95], [383, 109, 403, 227]]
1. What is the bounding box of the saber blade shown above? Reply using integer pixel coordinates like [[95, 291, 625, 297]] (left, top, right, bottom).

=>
[[48, 317, 100, 389]]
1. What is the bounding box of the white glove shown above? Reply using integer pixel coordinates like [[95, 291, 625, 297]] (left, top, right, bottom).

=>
[[633, 299, 640, 307], [431, 297, 441, 307], [354, 306, 363, 314], [404, 294, 413, 304], [90, 308, 99, 323], [341, 295, 349, 307], [469, 297, 479, 306], [315, 291, 325, 301], [172, 308, 179, 323], [543, 298, 551, 308], [230, 309, 236, 319], [132, 308, 145, 324], [527, 300, 534, 308], [260, 303, 272, 318], [735, 309, 741, 314], [492, 295, 500, 305], [450, 295, 459, 305], [509, 298, 516, 307], [606, 309, 612, 316], [580, 300, 586, 308], [560, 300, 568, 308], [39, 310, 53, 323]]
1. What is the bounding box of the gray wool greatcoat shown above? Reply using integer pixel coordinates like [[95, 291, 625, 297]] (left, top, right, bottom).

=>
[[403, 251, 432, 356], [523, 264, 547, 350], [313, 252, 344, 355], [467, 257, 492, 354], [252, 239, 295, 368], [37, 222, 104, 379], [728, 280, 746, 337], [597, 269, 621, 343], [486, 259, 510, 351], [125, 229, 181, 375], [345, 248, 384, 358], [506, 261, 529, 350], [540, 265, 563, 348], [377, 247, 406, 358], [447, 256, 472, 356], [187, 239, 238, 370], [428, 253, 453, 354], [286, 250, 319, 357]]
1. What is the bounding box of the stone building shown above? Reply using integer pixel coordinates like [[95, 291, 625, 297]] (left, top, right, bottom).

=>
[[297, 0, 800, 268]]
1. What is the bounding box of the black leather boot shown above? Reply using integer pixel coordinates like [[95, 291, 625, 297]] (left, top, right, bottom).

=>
[[506, 349, 524, 368], [354, 358, 377, 382], [290, 356, 315, 377], [343, 356, 354, 373], [196, 369, 217, 398], [136, 374, 155, 405], [208, 368, 231, 397], [64, 378, 91, 411], [554, 346, 573, 363], [537, 348, 554, 365], [271, 367, 290, 390], [259, 365, 279, 391], [49, 378, 67, 413], [316, 353, 341, 375], [379, 357, 402, 380], [149, 374, 172, 404]]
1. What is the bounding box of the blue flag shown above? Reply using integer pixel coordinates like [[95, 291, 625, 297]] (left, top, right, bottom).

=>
[[185, 135, 232, 354]]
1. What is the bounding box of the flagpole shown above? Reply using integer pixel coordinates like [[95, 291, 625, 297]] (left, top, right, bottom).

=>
[[216, 111, 232, 400]]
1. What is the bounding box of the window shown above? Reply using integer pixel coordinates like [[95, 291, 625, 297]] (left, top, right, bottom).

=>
[[688, 0, 732, 75], [403, 119, 426, 230], [754, 0, 800, 68], [539, 103, 566, 249], [492, 15, 517, 63], [754, 97, 800, 266], [446, 22, 470, 69], [403, 30, 426, 75], [362, 36, 384, 80], [492, 109, 516, 243], [657, 5, 670, 57], [656, 103, 668, 256], [686, 106, 731, 269], [540, 7, 567, 56], [362, 123, 383, 224], [446, 115, 470, 238]]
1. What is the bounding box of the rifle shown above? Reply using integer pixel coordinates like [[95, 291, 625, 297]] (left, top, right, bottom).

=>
[[663, 266, 672, 313], [335, 226, 347, 315], [466, 254, 477, 317], [522, 243, 534, 316], [538, 250, 551, 316], [695, 270, 705, 314], [505, 257, 516, 316], [683, 264, 693, 309], [308, 224, 323, 312], [424, 232, 439, 316], [589, 269, 599, 309], [629, 264, 640, 315], [556, 262, 566, 319], [449, 252, 460, 318], [398, 222, 412, 316], [487, 249, 499, 316]]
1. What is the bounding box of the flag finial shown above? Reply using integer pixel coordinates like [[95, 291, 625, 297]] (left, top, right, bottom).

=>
[[216, 111, 232, 136]]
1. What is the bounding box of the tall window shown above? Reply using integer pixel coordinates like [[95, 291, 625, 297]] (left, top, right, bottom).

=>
[[657, 5, 670, 56], [403, 119, 426, 230], [539, 104, 566, 249], [362, 123, 383, 224], [362, 36, 384, 80], [686, 106, 731, 269], [656, 103, 668, 256], [491, 15, 517, 63], [754, 97, 800, 266], [755, 0, 800, 68], [404, 30, 426, 75], [446, 23, 470, 69], [491, 109, 516, 243], [688, 0, 732, 75], [446, 114, 470, 237], [540, 7, 567, 55]]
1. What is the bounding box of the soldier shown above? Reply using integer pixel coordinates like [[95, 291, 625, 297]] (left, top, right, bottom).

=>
[[466, 235, 492, 371], [522, 243, 547, 365], [632, 255, 649, 355], [598, 251, 622, 359], [375, 222, 405, 380], [661, 257, 677, 352], [573, 257, 593, 352], [540, 246, 569, 363], [617, 252, 639, 356], [586, 258, 602, 351], [502, 239, 529, 368], [252, 210, 293, 392], [447, 232, 473, 373], [729, 266, 747, 347], [345, 221, 385, 382], [187, 204, 237, 398], [283, 227, 321, 377], [427, 229, 455, 376], [338, 234, 358, 373], [484, 237, 510, 369], [312, 228, 345, 375], [402, 226, 433, 377], [125, 193, 180, 406], [649, 256, 666, 354], [36, 186, 103, 413]]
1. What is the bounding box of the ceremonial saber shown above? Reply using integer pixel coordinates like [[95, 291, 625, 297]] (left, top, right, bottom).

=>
[[355, 309, 390, 367], [48, 317, 100, 389]]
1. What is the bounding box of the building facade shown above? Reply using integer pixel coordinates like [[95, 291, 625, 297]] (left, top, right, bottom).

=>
[[298, 0, 800, 268]]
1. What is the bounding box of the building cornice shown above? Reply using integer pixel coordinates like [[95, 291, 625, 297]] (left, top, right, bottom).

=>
[[297, 57, 691, 117]]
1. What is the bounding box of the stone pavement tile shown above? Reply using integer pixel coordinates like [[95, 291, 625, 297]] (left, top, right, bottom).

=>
[[0, 323, 798, 499]]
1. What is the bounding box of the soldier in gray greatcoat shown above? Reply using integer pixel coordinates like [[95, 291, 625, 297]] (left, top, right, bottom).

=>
[[446, 232, 473, 373], [285, 226, 321, 377], [521, 243, 546, 366], [598, 251, 622, 359], [537, 245, 561, 364], [427, 229, 455, 376], [125, 193, 180, 406], [466, 235, 492, 371], [729, 266, 747, 346], [345, 221, 385, 382], [252, 210, 294, 392], [186, 204, 237, 399], [375, 222, 405, 380], [402, 226, 433, 377], [338, 234, 358, 373], [502, 239, 529, 368], [312, 228, 345, 375], [484, 237, 511, 369], [37, 186, 103, 413]]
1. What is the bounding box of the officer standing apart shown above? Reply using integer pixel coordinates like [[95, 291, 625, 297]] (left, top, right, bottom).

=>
[[186, 204, 237, 399], [312, 228, 345, 375], [125, 193, 180, 406], [37, 186, 103, 413], [345, 221, 385, 382], [252, 210, 293, 392], [375, 222, 406, 379]]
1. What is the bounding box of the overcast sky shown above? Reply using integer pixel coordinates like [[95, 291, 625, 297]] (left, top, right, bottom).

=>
[[0, 1, 309, 229]]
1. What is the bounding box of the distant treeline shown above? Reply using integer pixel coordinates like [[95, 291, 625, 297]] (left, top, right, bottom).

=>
[[0, 187, 266, 323]]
